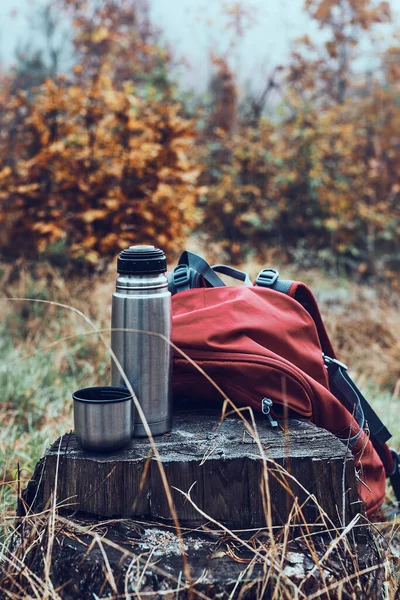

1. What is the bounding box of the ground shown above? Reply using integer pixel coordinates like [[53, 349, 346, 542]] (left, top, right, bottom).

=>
[[0, 247, 399, 597]]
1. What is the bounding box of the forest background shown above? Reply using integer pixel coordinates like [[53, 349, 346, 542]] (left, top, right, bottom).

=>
[[0, 0, 400, 526]]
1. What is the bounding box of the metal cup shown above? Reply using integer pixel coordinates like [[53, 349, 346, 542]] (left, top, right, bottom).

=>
[[73, 386, 132, 452]]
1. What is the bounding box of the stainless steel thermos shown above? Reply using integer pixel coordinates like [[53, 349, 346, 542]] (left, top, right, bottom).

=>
[[111, 245, 172, 437]]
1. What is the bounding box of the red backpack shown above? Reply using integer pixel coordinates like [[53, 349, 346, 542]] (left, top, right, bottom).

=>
[[168, 251, 399, 517]]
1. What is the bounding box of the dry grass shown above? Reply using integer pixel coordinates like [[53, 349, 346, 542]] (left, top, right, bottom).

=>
[[0, 251, 399, 598], [0, 428, 397, 599]]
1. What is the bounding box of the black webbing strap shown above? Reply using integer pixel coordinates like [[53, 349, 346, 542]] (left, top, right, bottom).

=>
[[389, 451, 400, 501], [168, 252, 226, 294], [169, 252, 253, 294], [212, 264, 252, 286], [324, 355, 392, 447], [323, 356, 365, 448], [324, 354, 400, 502], [179, 251, 226, 288]]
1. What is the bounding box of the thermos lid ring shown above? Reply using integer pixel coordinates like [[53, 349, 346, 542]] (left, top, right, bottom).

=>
[[117, 245, 167, 274]]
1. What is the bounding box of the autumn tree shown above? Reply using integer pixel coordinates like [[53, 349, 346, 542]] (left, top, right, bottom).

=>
[[209, 57, 238, 135], [0, 1, 200, 269], [200, 0, 400, 278], [287, 0, 391, 105], [58, 0, 171, 96], [10, 3, 70, 94]]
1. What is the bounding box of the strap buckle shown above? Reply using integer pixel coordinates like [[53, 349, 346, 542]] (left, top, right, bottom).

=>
[[172, 264, 190, 291], [323, 354, 348, 372], [256, 268, 280, 288]]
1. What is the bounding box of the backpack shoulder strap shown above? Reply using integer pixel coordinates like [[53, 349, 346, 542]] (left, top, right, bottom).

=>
[[179, 251, 226, 288], [168, 251, 225, 294], [168, 252, 252, 294]]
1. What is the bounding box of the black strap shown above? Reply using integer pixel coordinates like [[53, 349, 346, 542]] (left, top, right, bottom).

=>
[[168, 252, 226, 295], [324, 355, 392, 447], [179, 251, 226, 288], [324, 356, 400, 502], [389, 450, 400, 502], [212, 264, 252, 286], [170, 253, 253, 292], [323, 356, 366, 447]]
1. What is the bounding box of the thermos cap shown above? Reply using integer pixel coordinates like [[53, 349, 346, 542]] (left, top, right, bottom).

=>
[[117, 245, 167, 275]]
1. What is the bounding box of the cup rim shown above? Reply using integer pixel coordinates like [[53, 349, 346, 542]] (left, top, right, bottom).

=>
[[72, 386, 132, 404]]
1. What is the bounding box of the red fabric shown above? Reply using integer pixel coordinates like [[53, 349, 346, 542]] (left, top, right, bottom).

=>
[[288, 281, 336, 358], [172, 285, 386, 516]]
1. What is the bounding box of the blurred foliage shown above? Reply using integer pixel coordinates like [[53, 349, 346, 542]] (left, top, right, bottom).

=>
[[9, 4, 67, 94], [200, 0, 400, 279], [289, 0, 391, 105], [0, 262, 111, 514], [200, 83, 400, 275], [0, 0, 399, 279], [0, 0, 200, 269], [0, 73, 199, 267], [58, 0, 172, 96]]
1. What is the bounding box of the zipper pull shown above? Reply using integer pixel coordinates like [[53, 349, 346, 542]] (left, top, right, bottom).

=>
[[262, 397, 278, 428]]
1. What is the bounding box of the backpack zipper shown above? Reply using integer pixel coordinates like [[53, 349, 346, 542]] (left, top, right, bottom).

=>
[[174, 349, 317, 418], [261, 397, 278, 428]]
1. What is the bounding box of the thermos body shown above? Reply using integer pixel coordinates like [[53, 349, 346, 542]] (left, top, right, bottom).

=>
[[111, 246, 172, 437]]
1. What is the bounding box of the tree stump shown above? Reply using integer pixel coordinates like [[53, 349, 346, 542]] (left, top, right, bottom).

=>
[[22, 409, 363, 529], [6, 409, 384, 600]]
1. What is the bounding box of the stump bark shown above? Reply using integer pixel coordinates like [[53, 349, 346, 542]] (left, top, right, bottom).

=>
[[2, 514, 383, 600]]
